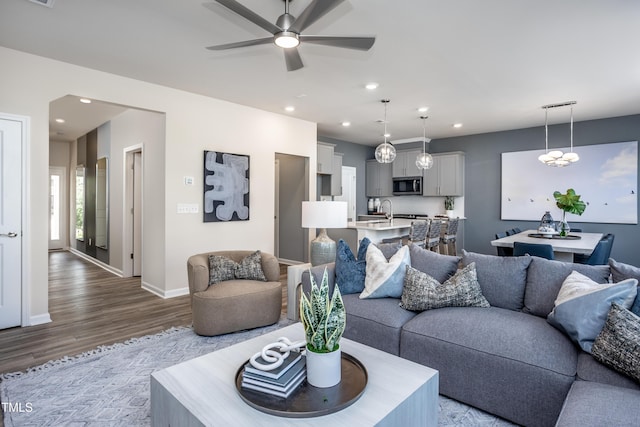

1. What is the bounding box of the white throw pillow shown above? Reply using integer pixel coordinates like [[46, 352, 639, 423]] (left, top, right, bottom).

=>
[[360, 244, 410, 299]]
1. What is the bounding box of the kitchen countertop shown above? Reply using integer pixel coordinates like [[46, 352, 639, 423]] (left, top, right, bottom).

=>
[[347, 218, 415, 231]]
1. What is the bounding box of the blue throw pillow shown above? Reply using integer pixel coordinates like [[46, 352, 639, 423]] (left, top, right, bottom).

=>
[[547, 270, 638, 353], [335, 238, 371, 294]]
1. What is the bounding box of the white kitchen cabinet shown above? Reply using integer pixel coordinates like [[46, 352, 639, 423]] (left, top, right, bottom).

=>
[[423, 152, 465, 196], [366, 160, 393, 197], [392, 149, 423, 178], [317, 142, 335, 175]]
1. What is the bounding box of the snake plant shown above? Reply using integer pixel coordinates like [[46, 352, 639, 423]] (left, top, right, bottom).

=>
[[299, 268, 346, 353]]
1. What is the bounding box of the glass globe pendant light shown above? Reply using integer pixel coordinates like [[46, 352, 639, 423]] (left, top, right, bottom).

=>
[[415, 115, 434, 169], [538, 101, 579, 167], [375, 99, 396, 163]]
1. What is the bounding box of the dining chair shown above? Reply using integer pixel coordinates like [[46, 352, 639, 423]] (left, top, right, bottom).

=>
[[495, 232, 513, 256], [513, 242, 554, 260], [511, 227, 522, 234], [440, 218, 459, 255], [569, 228, 582, 232], [574, 233, 614, 265], [426, 220, 441, 253], [505, 229, 516, 236]]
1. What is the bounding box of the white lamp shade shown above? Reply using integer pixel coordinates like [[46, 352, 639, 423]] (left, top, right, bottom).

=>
[[301, 201, 348, 229]]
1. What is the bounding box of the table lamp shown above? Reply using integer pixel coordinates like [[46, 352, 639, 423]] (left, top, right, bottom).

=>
[[301, 201, 348, 266]]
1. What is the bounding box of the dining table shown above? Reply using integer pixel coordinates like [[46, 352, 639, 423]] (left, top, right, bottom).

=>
[[490, 229, 603, 262]]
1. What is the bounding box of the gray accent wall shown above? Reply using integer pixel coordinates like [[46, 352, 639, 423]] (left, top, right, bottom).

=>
[[430, 114, 640, 266]]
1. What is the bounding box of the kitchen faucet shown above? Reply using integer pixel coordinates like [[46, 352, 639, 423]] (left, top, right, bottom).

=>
[[380, 199, 393, 222]]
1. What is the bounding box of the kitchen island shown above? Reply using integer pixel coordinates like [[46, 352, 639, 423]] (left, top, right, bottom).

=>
[[348, 218, 415, 245]]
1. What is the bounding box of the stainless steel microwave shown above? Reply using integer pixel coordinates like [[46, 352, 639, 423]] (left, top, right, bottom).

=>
[[392, 177, 422, 195]]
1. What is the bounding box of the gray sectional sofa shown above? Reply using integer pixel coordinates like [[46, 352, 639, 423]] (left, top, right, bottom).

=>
[[301, 246, 640, 427]]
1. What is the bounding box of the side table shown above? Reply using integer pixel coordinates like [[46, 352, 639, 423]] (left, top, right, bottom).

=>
[[286, 263, 311, 320]]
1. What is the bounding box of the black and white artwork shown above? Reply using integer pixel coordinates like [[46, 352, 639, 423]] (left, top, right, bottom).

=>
[[501, 141, 637, 224], [203, 150, 249, 222]]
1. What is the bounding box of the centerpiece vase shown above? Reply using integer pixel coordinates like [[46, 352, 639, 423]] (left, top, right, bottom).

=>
[[306, 346, 341, 388], [559, 211, 570, 237]]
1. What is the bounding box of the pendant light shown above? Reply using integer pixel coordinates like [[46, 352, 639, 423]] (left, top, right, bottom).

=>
[[375, 99, 396, 163], [415, 115, 434, 170], [538, 101, 579, 167]]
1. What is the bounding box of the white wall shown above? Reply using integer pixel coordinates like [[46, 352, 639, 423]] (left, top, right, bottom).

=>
[[0, 46, 317, 322]]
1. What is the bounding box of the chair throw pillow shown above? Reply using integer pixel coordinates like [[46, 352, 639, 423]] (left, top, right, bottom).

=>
[[609, 258, 640, 316], [208, 250, 267, 285], [592, 302, 640, 383], [335, 238, 371, 294], [547, 270, 638, 353], [360, 244, 410, 299], [400, 262, 490, 312]]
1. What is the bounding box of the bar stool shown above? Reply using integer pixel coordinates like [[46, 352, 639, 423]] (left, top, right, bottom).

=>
[[426, 220, 441, 253], [440, 217, 459, 255], [406, 220, 429, 248]]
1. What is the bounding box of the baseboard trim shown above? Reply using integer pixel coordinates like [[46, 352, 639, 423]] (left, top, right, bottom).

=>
[[68, 248, 123, 277], [29, 313, 52, 326], [141, 281, 189, 299]]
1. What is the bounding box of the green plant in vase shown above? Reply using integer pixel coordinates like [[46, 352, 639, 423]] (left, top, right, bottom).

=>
[[553, 188, 586, 236]]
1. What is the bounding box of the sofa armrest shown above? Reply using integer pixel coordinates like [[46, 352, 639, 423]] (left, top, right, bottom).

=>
[[187, 254, 210, 295], [300, 262, 336, 296]]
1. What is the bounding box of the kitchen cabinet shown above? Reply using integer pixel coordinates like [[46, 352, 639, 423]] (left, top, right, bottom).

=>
[[392, 149, 423, 178], [423, 152, 465, 196], [317, 142, 335, 175], [366, 159, 393, 197], [320, 153, 343, 196]]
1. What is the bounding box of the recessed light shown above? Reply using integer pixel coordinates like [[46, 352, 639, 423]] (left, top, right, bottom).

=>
[[453, 123, 463, 128], [365, 82, 379, 90], [79, 98, 92, 104], [284, 106, 295, 112], [418, 107, 429, 113], [341, 121, 351, 127], [55, 118, 65, 123]]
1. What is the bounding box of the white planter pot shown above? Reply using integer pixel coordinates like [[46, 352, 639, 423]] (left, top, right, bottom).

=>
[[305, 347, 341, 388], [446, 210, 455, 218]]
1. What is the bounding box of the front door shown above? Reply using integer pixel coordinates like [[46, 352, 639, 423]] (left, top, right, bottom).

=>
[[49, 166, 67, 250], [0, 116, 23, 329]]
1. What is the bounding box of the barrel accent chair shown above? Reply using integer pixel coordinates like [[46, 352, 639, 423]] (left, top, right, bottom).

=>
[[187, 250, 282, 336]]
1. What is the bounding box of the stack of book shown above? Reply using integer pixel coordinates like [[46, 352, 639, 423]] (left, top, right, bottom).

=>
[[241, 351, 306, 398]]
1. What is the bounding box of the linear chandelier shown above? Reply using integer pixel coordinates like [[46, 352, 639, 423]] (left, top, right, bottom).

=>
[[538, 101, 579, 167]]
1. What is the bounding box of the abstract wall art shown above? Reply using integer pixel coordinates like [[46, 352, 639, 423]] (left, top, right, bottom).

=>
[[203, 150, 249, 222], [501, 141, 637, 224]]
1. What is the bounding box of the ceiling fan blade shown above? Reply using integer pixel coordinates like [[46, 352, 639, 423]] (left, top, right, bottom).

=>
[[284, 48, 304, 71], [299, 35, 375, 51], [288, 0, 345, 33], [206, 37, 273, 50], [213, 0, 281, 35]]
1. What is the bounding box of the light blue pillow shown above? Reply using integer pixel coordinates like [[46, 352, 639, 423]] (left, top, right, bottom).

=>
[[335, 238, 371, 294], [360, 244, 410, 299], [547, 270, 638, 353]]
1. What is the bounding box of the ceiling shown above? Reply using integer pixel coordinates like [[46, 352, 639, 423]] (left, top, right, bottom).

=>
[[2, 0, 640, 145]]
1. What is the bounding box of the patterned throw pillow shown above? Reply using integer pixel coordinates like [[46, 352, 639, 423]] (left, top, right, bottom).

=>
[[234, 250, 267, 281], [400, 262, 490, 311], [547, 271, 638, 353], [360, 245, 410, 299], [208, 251, 266, 285], [335, 238, 371, 294], [592, 303, 640, 383]]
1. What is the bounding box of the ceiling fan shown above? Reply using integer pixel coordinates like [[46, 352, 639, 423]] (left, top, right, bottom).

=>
[[206, 0, 376, 71]]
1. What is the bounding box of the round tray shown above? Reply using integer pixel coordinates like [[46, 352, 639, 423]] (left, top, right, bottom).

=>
[[235, 352, 368, 418], [528, 233, 581, 240]]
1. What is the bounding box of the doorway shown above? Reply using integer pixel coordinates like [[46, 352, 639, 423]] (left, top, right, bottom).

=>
[[274, 153, 309, 264], [49, 166, 68, 250], [123, 146, 143, 277]]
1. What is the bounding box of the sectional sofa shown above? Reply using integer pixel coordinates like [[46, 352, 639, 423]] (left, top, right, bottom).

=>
[[301, 244, 640, 427]]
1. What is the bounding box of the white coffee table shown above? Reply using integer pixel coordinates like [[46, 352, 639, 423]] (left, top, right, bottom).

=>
[[151, 323, 439, 426]]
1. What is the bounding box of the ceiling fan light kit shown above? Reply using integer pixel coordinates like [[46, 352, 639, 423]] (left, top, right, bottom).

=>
[[207, 0, 376, 71], [538, 101, 579, 167]]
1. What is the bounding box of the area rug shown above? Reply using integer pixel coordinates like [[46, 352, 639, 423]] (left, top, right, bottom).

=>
[[1, 318, 514, 426]]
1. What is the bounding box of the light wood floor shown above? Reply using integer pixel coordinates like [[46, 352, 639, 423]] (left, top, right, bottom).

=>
[[0, 251, 289, 375]]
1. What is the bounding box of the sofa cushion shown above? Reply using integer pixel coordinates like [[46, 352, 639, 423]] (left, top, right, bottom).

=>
[[523, 257, 611, 318], [401, 306, 577, 427], [461, 250, 531, 311], [335, 237, 370, 294], [576, 352, 640, 390], [556, 381, 640, 427], [609, 258, 640, 316], [360, 245, 410, 299], [400, 263, 489, 311], [592, 303, 640, 383], [342, 293, 416, 356], [547, 271, 637, 353], [408, 243, 460, 283]]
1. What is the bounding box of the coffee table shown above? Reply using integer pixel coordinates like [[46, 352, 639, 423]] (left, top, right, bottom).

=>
[[151, 323, 439, 426]]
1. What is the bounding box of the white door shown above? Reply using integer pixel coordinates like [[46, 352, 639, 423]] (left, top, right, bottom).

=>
[[49, 166, 67, 250], [335, 166, 357, 221], [132, 151, 142, 276], [0, 117, 23, 329]]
